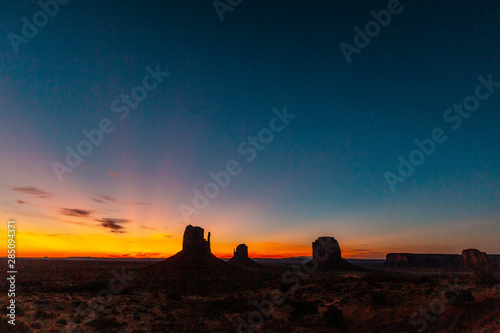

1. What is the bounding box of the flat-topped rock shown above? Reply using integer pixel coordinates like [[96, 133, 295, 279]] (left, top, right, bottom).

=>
[[143, 225, 242, 294], [228, 244, 260, 268], [308, 236, 363, 271], [312, 237, 342, 261], [233, 244, 249, 258], [462, 249, 490, 271]]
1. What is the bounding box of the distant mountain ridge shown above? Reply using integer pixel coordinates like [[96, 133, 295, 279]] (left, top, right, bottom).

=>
[[385, 249, 500, 270]]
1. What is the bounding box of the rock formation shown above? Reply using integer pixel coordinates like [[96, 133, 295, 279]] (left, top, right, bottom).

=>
[[307, 236, 362, 271], [385, 253, 462, 268], [312, 237, 342, 261], [462, 249, 490, 272], [182, 225, 211, 255], [228, 244, 260, 268], [384, 249, 499, 272], [144, 225, 239, 291]]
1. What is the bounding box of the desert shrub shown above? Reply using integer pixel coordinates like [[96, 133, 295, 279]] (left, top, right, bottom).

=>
[[77, 280, 110, 293], [291, 300, 318, 317], [359, 272, 400, 283], [72, 300, 85, 308], [369, 290, 391, 306], [0, 318, 30, 332], [474, 270, 498, 285], [414, 276, 434, 284], [208, 296, 247, 313], [167, 293, 182, 301], [449, 288, 475, 307], [16, 306, 25, 316], [34, 308, 56, 320], [323, 304, 343, 326], [279, 282, 292, 293], [137, 306, 149, 313], [160, 303, 170, 313], [86, 316, 122, 330], [121, 288, 133, 295], [31, 322, 42, 329], [56, 318, 68, 325]]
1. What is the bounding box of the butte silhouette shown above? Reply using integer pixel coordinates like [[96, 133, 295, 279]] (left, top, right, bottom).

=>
[[227, 244, 260, 268]]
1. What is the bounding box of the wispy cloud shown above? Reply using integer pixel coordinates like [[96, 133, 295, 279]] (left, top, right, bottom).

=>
[[108, 252, 162, 258], [58, 219, 95, 228], [24, 232, 70, 237], [93, 193, 117, 203], [3, 208, 53, 220], [60, 208, 92, 217], [131, 201, 153, 206], [98, 218, 129, 233], [10, 186, 52, 198], [140, 225, 158, 231], [92, 193, 153, 206], [108, 172, 120, 177]]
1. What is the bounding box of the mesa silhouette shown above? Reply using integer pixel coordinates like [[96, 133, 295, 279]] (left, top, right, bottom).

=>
[[228, 243, 261, 268], [145, 225, 237, 278]]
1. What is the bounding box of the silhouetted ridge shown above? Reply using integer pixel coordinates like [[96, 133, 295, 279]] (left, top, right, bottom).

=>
[[385, 249, 500, 271]]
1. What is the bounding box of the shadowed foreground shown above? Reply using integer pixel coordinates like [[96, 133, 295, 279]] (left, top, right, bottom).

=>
[[1, 226, 498, 332]]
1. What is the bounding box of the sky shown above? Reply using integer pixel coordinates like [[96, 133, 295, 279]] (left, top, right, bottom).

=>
[[0, 0, 499, 259]]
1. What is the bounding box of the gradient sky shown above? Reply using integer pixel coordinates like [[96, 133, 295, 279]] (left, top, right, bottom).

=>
[[1, 0, 499, 259]]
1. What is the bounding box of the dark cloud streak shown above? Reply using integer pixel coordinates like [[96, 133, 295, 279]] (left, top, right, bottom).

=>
[[60, 208, 91, 217], [10, 186, 52, 198], [98, 218, 129, 233]]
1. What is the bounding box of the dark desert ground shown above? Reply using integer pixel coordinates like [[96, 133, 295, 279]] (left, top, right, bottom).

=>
[[1, 225, 499, 332]]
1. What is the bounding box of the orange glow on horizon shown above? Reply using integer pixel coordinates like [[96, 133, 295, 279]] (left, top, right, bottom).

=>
[[8, 239, 387, 259], [1, 224, 392, 260]]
